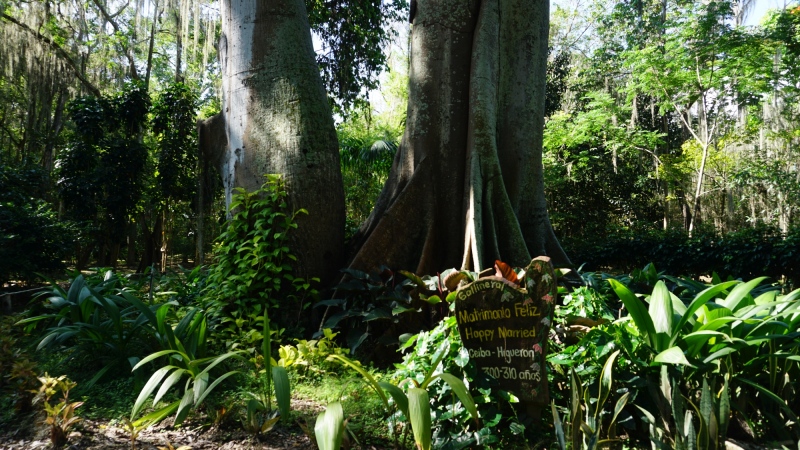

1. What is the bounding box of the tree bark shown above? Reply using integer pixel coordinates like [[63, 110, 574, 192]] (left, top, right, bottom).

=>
[[218, 0, 345, 283], [347, 0, 569, 274]]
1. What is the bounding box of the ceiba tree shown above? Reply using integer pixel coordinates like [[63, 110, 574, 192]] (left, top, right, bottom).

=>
[[205, 0, 346, 284], [205, 0, 569, 283]]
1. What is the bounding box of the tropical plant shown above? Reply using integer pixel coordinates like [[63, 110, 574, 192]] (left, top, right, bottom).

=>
[[240, 307, 292, 435], [608, 275, 800, 443], [636, 366, 731, 450], [18, 272, 162, 388], [204, 174, 317, 337], [329, 314, 486, 450], [32, 374, 84, 448], [552, 350, 630, 450], [277, 328, 349, 378], [130, 304, 243, 426], [316, 267, 419, 354]]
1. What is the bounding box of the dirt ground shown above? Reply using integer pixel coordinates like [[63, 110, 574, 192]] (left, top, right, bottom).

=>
[[0, 397, 335, 450], [0, 420, 315, 450]]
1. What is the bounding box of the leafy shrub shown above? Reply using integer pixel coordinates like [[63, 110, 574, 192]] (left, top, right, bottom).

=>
[[330, 314, 531, 449], [32, 374, 84, 448], [204, 175, 317, 340], [551, 268, 800, 447], [0, 159, 73, 284], [0, 315, 38, 418], [277, 328, 349, 379], [18, 272, 163, 387], [564, 225, 800, 287], [316, 267, 418, 355], [131, 304, 244, 427]]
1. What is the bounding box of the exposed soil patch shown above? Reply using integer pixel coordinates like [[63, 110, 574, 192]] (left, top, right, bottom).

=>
[[0, 399, 335, 450]]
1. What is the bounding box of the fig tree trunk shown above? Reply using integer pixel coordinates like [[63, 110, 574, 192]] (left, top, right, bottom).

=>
[[213, 0, 345, 283], [347, 0, 570, 274]]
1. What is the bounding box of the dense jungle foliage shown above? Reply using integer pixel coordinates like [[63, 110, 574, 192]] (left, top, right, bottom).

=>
[[2, 0, 800, 448]]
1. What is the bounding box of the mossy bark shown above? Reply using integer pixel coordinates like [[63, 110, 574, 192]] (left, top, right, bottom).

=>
[[215, 0, 345, 284]]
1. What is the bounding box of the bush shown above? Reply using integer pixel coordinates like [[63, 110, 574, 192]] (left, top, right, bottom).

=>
[[203, 175, 317, 342], [564, 225, 800, 287], [0, 159, 74, 284]]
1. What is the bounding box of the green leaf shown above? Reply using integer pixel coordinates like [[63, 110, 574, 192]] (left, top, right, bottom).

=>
[[153, 367, 185, 405], [193, 371, 239, 407], [173, 388, 195, 426], [722, 277, 767, 312], [653, 346, 693, 366], [552, 402, 567, 450], [596, 350, 620, 422], [315, 402, 344, 450], [609, 279, 657, 349], [650, 281, 673, 352], [131, 350, 183, 372], [193, 372, 209, 404], [378, 382, 409, 417], [408, 388, 432, 450], [650, 282, 673, 334], [608, 392, 631, 436], [434, 373, 480, 425], [131, 400, 179, 428], [132, 366, 172, 420], [272, 366, 291, 419], [670, 281, 739, 347]]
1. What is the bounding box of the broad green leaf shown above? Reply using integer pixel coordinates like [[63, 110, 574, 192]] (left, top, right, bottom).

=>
[[722, 277, 767, 312], [609, 279, 657, 349], [671, 281, 739, 347], [597, 350, 620, 421], [754, 290, 778, 306], [132, 349, 180, 372], [153, 367, 185, 405], [378, 382, 409, 417], [272, 366, 291, 419], [193, 372, 209, 404], [132, 400, 179, 428], [408, 388, 432, 450], [193, 371, 239, 407], [315, 402, 344, 450], [702, 347, 739, 364], [434, 373, 480, 424], [653, 346, 693, 366], [608, 392, 631, 436], [173, 388, 195, 426], [132, 366, 172, 420], [650, 281, 673, 351]]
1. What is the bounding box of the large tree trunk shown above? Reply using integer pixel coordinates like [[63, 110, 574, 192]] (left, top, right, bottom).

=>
[[217, 0, 344, 283], [347, 0, 569, 274]]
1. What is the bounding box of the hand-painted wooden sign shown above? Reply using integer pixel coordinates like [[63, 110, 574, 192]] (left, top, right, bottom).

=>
[[455, 256, 556, 405]]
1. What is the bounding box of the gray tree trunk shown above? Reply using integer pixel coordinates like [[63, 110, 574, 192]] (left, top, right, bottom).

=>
[[347, 0, 569, 274], [215, 0, 345, 283]]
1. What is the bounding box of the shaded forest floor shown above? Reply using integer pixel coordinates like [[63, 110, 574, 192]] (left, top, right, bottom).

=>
[[0, 398, 323, 450]]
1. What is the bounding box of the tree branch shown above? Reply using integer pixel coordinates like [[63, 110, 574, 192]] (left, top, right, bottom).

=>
[[90, 0, 140, 80], [1, 13, 102, 97]]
